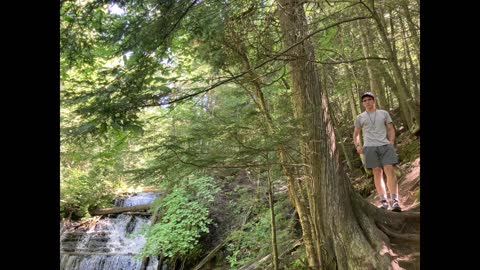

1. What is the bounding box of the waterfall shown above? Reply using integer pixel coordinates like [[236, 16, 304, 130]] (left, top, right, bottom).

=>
[[114, 192, 161, 207], [60, 192, 163, 270]]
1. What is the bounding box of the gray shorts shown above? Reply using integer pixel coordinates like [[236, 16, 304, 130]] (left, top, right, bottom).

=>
[[363, 144, 398, 168]]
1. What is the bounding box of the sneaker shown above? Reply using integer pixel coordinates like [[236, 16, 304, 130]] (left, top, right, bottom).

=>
[[379, 200, 389, 209], [391, 199, 402, 212]]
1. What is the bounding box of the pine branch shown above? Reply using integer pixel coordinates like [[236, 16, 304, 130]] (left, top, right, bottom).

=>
[[160, 16, 370, 105]]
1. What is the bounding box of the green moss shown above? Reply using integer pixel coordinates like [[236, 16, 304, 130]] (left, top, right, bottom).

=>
[[397, 136, 420, 163]]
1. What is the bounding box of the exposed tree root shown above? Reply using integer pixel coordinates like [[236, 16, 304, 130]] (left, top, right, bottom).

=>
[[376, 222, 419, 243]]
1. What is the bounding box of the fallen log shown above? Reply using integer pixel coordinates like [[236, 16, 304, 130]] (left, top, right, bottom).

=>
[[192, 239, 228, 270], [60, 251, 139, 256], [191, 209, 253, 270], [238, 239, 303, 270], [122, 212, 151, 216], [89, 204, 151, 216], [238, 253, 272, 270]]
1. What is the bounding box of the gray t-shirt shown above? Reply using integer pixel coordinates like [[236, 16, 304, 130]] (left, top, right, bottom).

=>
[[354, 109, 392, 147]]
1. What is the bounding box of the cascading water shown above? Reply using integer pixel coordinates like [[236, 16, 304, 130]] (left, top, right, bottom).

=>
[[114, 192, 160, 207], [60, 192, 162, 270]]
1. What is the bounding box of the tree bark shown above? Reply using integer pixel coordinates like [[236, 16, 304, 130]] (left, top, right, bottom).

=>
[[329, 100, 353, 172], [322, 69, 353, 172]]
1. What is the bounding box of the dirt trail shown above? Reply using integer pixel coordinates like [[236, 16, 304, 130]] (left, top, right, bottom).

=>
[[366, 157, 420, 212], [367, 157, 421, 269]]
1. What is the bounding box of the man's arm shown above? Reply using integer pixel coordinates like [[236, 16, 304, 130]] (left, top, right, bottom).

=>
[[353, 127, 361, 147], [387, 122, 395, 144]]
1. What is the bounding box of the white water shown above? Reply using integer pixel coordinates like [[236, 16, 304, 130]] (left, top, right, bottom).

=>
[[60, 192, 161, 270]]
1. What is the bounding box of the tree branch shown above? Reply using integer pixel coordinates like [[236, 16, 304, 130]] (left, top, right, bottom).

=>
[[161, 16, 370, 105], [163, 0, 199, 42], [275, 56, 388, 65]]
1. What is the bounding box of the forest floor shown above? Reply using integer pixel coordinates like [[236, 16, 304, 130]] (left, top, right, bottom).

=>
[[372, 157, 420, 269], [348, 130, 420, 270], [366, 157, 420, 211], [61, 134, 421, 269], [356, 140, 420, 270]]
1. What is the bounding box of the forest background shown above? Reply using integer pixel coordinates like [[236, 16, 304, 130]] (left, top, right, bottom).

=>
[[60, 0, 421, 269]]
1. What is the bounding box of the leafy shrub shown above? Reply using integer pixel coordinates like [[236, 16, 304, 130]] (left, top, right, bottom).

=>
[[139, 176, 220, 261], [60, 167, 116, 219]]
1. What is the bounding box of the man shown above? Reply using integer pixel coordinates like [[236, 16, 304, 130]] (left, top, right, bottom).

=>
[[353, 92, 401, 212]]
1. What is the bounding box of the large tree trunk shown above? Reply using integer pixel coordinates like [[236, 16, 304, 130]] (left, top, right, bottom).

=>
[[322, 69, 354, 172], [277, 1, 418, 268], [328, 100, 353, 172]]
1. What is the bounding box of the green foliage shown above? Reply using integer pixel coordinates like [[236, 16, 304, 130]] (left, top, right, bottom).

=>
[[139, 176, 220, 261], [60, 0, 301, 193], [125, 81, 299, 188], [225, 193, 297, 269], [60, 167, 116, 219], [60, 0, 420, 267], [352, 175, 376, 198], [283, 246, 308, 270], [60, 0, 200, 137], [397, 135, 420, 163], [226, 213, 272, 269], [60, 128, 137, 219]]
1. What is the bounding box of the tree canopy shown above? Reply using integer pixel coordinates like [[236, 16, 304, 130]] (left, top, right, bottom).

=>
[[61, 0, 420, 268]]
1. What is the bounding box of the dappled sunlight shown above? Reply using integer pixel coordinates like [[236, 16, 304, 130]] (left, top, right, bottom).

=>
[[107, 3, 125, 15], [114, 185, 147, 196], [61, 0, 420, 267], [379, 242, 397, 257]]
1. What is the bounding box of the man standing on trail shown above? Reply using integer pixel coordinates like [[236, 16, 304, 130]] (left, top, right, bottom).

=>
[[353, 92, 401, 212]]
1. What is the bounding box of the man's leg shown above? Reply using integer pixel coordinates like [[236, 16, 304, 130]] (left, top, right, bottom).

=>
[[364, 146, 388, 209], [372, 167, 388, 209], [383, 164, 398, 195], [372, 167, 386, 196], [384, 164, 401, 211]]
